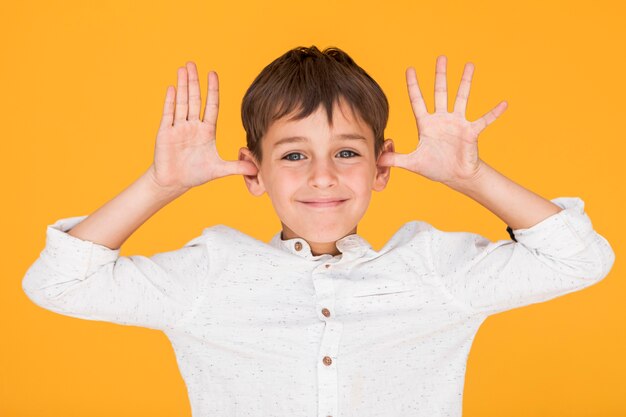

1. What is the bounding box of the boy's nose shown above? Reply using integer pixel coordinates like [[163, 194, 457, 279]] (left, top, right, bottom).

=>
[[308, 159, 338, 188]]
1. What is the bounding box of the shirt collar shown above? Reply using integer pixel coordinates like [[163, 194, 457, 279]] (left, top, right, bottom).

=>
[[268, 230, 373, 261]]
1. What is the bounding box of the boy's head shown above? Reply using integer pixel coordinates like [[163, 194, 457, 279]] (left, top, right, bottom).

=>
[[238, 45, 394, 255], [241, 45, 389, 164]]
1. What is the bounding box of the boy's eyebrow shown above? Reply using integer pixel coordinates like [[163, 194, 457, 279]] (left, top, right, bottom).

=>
[[273, 133, 367, 148]]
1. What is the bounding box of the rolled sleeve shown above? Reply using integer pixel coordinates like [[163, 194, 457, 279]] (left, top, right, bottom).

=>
[[431, 197, 616, 316], [511, 198, 592, 255], [22, 215, 210, 331], [37, 215, 121, 280]]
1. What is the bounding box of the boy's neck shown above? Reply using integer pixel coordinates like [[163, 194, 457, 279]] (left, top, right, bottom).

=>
[[309, 241, 341, 257], [280, 225, 358, 257]]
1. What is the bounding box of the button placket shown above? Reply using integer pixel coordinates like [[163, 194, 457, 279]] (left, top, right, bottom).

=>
[[311, 260, 341, 417], [317, 319, 342, 417], [311, 257, 343, 416]]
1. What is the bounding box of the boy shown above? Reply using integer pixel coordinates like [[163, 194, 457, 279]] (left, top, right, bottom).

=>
[[23, 46, 615, 417]]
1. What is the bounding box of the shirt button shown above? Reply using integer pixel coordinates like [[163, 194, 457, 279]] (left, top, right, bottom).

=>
[[294, 241, 302, 251], [321, 308, 330, 317], [323, 356, 332, 366], [325, 264, 331, 268]]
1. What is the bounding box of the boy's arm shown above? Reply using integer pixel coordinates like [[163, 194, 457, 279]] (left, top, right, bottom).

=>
[[65, 62, 256, 252], [443, 160, 564, 231], [433, 160, 614, 316], [65, 168, 184, 251], [378, 55, 568, 232], [22, 213, 211, 330], [378, 56, 615, 314], [22, 62, 256, 329], [426, 195, 614, 315]]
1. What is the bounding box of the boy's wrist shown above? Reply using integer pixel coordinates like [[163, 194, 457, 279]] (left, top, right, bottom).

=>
[[442, 160, 491, 194], [141, 167, 189, 203]]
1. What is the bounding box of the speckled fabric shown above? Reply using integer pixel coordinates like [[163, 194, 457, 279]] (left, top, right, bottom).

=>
[[23, 196, 614, 417]]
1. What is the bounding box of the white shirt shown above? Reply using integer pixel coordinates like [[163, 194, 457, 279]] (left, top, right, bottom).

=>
[[22, 196, 615, 417]]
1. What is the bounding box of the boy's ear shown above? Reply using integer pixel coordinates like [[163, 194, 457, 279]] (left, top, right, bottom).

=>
[[372, 139, 394, 192], [238, 147, 266, 196]]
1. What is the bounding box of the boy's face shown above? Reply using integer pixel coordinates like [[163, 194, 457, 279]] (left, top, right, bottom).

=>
[[240, 97, 393, 255]]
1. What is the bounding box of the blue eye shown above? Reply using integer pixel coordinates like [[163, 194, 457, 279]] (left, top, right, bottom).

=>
[[337, 150, 359, 158], [283, 153, 304, 161]]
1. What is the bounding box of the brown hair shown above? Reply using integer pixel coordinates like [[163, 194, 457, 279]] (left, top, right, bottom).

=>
[[241, 45, 389, 164]]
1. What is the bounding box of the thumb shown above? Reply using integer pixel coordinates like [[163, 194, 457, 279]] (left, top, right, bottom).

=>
[[377, 151, 411, 170], [223, 160, 259, 177]]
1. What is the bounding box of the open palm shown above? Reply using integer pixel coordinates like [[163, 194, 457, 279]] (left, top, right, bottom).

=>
[[377, 56, 507, 185], [148, 62, 257, 195]]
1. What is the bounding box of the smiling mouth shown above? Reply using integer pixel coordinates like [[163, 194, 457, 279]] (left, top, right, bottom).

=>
[[299, 199, 348, 208]]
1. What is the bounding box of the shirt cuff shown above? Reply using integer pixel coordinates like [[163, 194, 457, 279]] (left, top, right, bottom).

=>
[[42, 215, 121, 280], [505, 197, 593, 257]]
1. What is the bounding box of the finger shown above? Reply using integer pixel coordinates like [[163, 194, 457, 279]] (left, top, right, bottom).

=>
[[222, 159, 258, 177], [174, 66, 188, 123], [186, 61, 201, 120], [202, 71, 219, 138], [453, 62, 474, 116], [376, 150, 412, 170], [434, 55, 448, 113], [472, 100, 508, 133], [159, 85, 175, 129], [406, 67, 429, 120]]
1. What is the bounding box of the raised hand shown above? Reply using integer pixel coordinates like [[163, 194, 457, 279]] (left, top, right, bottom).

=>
[[377, 56, 507, 186], [148, 62, 258, 195]]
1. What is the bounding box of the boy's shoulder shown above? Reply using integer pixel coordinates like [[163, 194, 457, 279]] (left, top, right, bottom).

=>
[[379, 219, 501, 257], [376, 220, 442, 254], [181, 223, 267, 249]]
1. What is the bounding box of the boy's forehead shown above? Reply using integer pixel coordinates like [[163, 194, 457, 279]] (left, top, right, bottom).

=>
[[265, 101, 373, 146]]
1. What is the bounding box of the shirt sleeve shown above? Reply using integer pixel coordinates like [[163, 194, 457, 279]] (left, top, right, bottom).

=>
[[22, 215, 210, 331], [429, 197, 615, 316]]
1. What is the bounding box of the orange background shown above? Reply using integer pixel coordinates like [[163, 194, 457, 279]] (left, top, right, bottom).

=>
[[2, 0, 624, 415]]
